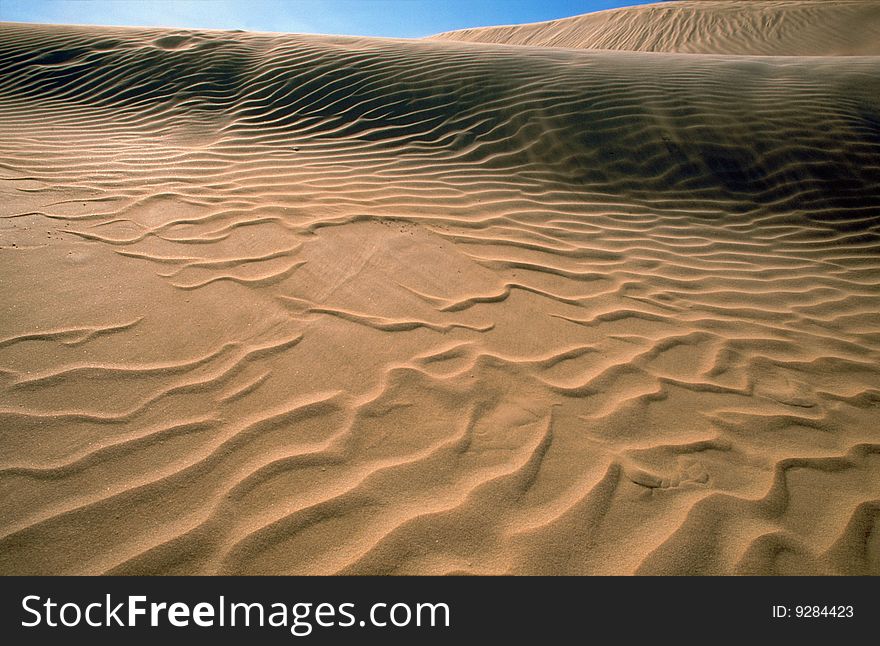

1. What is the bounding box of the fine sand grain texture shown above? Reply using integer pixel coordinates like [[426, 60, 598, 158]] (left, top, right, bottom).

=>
[[1, 1, 879, 575]]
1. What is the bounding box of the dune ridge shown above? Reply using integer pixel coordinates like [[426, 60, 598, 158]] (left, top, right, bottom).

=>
[[1, 5, 879, 575], [431, 1, 880, 56]]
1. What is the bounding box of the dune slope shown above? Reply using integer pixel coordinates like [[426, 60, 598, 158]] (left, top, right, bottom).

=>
[[431, 1, 880, 56], [0, 17, 879, 575]]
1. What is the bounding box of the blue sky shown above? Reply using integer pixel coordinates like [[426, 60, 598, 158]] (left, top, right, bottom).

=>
[[0, 1, 663, 38]]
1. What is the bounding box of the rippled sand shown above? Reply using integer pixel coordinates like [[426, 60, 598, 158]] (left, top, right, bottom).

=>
[[1, 1, 879, 575]]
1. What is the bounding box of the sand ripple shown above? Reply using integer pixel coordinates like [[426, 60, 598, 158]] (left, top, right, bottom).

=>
[[0, 7, 879, 574]]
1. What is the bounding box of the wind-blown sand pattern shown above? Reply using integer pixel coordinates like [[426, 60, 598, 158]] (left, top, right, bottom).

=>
[[1, 1, 879, 575], [432, 0, 880, 55]]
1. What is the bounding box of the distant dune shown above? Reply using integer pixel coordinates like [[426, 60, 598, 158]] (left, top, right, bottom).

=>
[[432, 0, 880, 55], [1, 0, 879, 576]]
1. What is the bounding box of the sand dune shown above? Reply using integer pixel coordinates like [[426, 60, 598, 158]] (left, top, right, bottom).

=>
[[1, 2, 879, 576], [432, 1, 880, 55]]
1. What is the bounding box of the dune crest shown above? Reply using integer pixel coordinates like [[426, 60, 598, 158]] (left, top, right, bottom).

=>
[[431, 1, 880, 56], [1, 5, 879, 575]]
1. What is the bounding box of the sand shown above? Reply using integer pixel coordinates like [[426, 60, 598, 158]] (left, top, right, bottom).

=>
[[432, 0, 880, 55], [0, 1, 878, 575]]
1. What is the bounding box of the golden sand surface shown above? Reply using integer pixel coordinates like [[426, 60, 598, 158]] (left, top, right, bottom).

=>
[[1, 1, 878, 574]]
